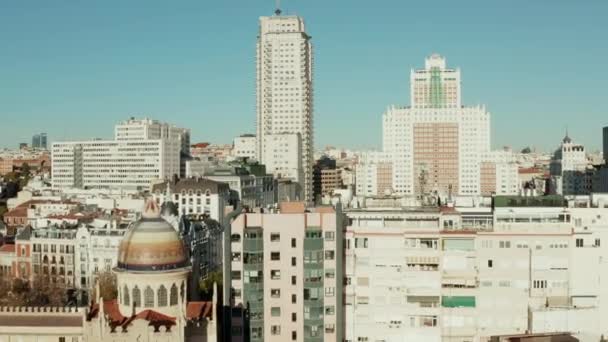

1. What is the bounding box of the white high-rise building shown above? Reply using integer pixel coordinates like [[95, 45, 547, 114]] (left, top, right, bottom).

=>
[[262, 133, 303, 187], [232, 134, 257, 160], [550, 134, 590, 195], [52, 119, 181, 191], [256, 9, 313, 202], [411, 53, 461, 109], [354, 152, 393, 197], [383, 55, 491, 197], [115, 117, 190, 155], [52, 139, 180, 191]]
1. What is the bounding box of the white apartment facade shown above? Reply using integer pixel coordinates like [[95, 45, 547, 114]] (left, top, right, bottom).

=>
[[480, 150, 519, 196], [52, 139, 180, 191], [233, 134, 257, 160], [354, 152, 393, 197], [229, 202, 344, 342], [550, 135, 589, 195], [114, 117, 190, 155], [75, 225, 126, 290], [344, 197, 608, 342], [256, 11, 314, 202], [151, 177, 231, 227], [262, 133, 304, 186], [382, 55, 491, 198]]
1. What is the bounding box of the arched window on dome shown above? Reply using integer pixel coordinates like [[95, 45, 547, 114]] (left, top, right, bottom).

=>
[[123, 285, 130, 306], [132, 286, 141, 307], [170, 284, 178, 306], [144, 286, 154, 307], [158, 285, 168, 307], [180, 282, 185, 301]]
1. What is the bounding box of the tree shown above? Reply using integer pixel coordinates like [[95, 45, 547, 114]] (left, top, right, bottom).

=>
[[0, 275, 67, 307], [20, 163, 31, 177], [521, 147, 532, 154], [28, 276, 67, 306], [94, 271, 117, 300], [199, 271, 222, 300]]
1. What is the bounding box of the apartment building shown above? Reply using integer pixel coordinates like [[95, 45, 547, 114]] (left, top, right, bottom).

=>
[[204, 165, 275, 209], [52, 119, 182, 191], [344, 207, 444, 342], [233, 134, 257, 160], [549, 134, 590, 195], [229, 202, 344, 342], [354, 152, 393, 197], [313, 157, 343, 200], [151, 177, 231, 227], [344, 195, 608, 342]]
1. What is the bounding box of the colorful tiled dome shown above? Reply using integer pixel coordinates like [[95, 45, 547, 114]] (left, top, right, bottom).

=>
[[116, 200, 188, 272]]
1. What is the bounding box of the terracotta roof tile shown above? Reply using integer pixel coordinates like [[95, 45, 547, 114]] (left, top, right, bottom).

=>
[[0, 244, 15, 253], [186, 301, 213, 320]]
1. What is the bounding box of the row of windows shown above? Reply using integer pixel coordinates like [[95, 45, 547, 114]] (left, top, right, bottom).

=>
[[122, 283, 183, 307]]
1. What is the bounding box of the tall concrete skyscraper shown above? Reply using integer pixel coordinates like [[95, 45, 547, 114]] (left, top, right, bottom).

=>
[[383, 54, 491, 197], [256, 8, 313, 202]]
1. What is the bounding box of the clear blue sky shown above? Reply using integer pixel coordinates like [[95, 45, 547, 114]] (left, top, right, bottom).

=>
[[1, 0, 607, 152]]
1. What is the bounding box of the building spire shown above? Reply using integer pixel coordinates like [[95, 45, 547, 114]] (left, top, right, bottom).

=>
[[274, 0, 282, 15]]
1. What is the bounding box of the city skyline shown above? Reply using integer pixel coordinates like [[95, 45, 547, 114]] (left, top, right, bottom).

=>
[[1, 0, 608, 151]]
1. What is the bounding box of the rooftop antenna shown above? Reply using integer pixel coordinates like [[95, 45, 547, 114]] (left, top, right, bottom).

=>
[[274, 0, 282, 15]]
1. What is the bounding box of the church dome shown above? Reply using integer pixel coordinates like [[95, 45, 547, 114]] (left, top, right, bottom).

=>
[[116, 199, 188, 272]]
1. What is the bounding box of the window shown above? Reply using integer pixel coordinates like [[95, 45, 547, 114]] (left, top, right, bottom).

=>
[[231, 271, 241, 280], [271, 270, 281, 280], [325, 305, 335, 315], [158, 285, 168, 307], [292, 331, 297, 340], [132, 286, 141, 307], [144, 286, 154, 307], [271, 325, 281, 335], [325, 231, 335, 241], [292, 312, 297, 322], [170, 284, 178, 305], [271, 252, 281, 260], [499, 240, 511, 248], [271, 289, 281, 298], [325, 250, 335, 260], [325, 269, 335, 278], [231, 234, 241, 242], [291, 276, 296, 285], [292, 294, 297, 303], [576, 238, 584, 247], [271, 307, 281, 317], [291, 257, 296, 266], [291, 238, 296, 248], [487, 260, 493, 268], [251, 327, 263, 339], [232, 252, 241, 261], [123, 285, 130, 306], [325, 287, 335, 297], [595, 238, 601, 247], [271, 233, 280, 242], [355, 237, 369, 248]]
